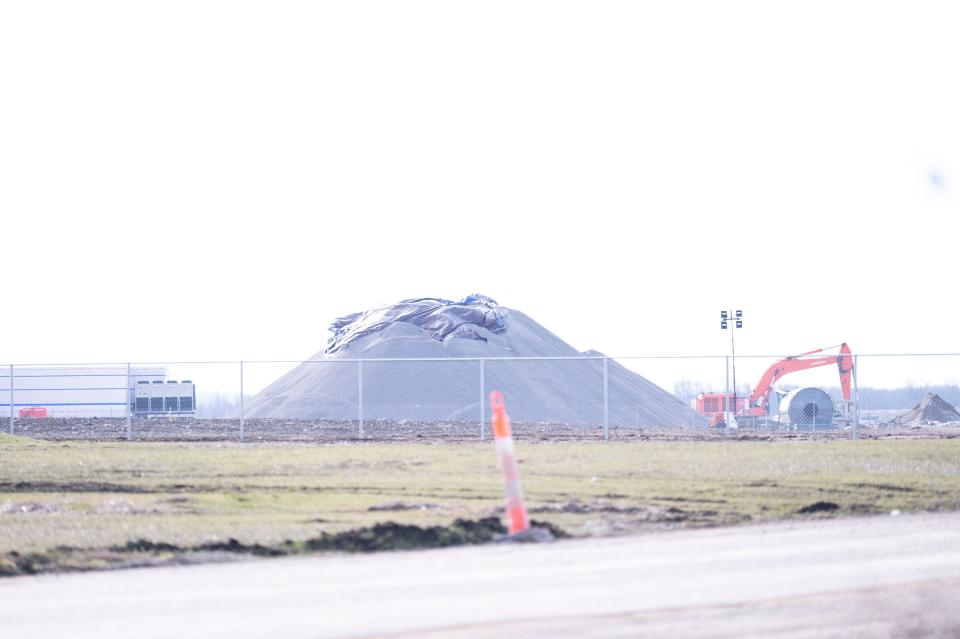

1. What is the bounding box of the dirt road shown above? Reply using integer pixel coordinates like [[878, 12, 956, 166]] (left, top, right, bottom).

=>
[[1, 512, 958, 638]]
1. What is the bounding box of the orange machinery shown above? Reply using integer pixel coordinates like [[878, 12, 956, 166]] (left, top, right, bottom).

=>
[[693, 343, 853, 427]]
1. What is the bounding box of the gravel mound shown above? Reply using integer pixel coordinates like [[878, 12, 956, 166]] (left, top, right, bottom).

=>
[[893, 393, 960, 425], [242, 296, 706, 427]]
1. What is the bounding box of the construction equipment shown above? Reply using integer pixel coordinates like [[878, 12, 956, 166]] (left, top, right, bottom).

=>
[[693, 343, 854, 428]]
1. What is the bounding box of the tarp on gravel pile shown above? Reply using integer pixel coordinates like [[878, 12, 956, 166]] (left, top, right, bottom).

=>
[[326, 295, 506, 355], [243, 295, 706, 427]]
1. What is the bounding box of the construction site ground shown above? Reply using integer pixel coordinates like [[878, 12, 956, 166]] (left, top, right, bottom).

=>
[[2, 431, 959, 577], [5, 416, 960, 442]]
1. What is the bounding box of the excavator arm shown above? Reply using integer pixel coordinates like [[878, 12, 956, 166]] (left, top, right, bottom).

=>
[[748, 343, 853, 415]]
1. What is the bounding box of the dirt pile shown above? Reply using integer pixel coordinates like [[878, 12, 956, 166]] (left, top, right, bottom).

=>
[[0, 518, 567, 577], [893, 393, 960, 425], [303, 518, 509, 552], [243, 295, 706, 427], [796, 501, 840, 514]]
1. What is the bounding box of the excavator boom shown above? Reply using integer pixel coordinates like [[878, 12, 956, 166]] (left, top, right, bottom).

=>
[[748, 343, 853, 414]]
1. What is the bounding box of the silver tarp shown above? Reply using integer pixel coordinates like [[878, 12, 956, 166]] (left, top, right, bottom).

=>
[[326, 294, 507, 354]]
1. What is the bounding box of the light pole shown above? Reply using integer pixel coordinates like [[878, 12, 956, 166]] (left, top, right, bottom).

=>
[[721, 310, 743, 428]]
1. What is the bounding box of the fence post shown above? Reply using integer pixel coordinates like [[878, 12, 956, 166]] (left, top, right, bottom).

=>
[[852, 354, 859, 439], [126, 362, 132, 440], [8, 364, 13, 434], [724, 355, 730, 432], [357, 360, 364, 438], [602, 357, 609, 441], [239, 361, 245, 441], [479, 358, 485, 440]]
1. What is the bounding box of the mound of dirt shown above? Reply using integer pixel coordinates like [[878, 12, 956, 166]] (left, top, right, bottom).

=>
[[796, 501, 840, 514], [0, 518, 568, 577], [893, 393, 960, 425], [304, 518, 509, 552], [243, 295, 706, 428]]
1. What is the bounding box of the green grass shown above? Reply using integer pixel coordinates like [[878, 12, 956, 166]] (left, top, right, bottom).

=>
[[0, 433, 42, 447], [1, 437, 959, 573]]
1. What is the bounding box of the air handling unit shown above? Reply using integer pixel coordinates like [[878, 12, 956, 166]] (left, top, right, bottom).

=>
[[134, 380, 196, 416]]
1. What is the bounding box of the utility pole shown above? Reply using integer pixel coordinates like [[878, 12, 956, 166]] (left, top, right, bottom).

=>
[[721, 310, 743, 428]]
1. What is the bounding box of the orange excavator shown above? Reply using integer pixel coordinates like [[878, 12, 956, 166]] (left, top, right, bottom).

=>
[[693, 343, 854, 427]]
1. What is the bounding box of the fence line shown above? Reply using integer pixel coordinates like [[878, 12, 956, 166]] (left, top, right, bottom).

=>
[[3, 354, 960, 440]]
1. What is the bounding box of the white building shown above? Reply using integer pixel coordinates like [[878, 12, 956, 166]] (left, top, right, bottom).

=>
[[0, 366, 194, 418]]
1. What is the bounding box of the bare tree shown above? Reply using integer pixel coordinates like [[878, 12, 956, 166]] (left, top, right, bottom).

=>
[[196, 392, 241, 418], [673, 378, 703, 403]]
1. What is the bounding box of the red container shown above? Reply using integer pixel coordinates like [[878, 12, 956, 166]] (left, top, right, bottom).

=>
[[18, 407, 48, 418]]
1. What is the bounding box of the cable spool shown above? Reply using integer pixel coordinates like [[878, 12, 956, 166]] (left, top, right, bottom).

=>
[[780, 387, 834, 428]]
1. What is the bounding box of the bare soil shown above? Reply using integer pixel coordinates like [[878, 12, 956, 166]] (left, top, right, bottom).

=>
[[8, 417, 960, 442], [0, 517, 566, 577]]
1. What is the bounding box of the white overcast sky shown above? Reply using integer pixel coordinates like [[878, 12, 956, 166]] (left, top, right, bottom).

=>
[[2, 1, 959, 391]]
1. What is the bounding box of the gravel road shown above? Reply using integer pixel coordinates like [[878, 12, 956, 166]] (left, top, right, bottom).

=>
[[1, 512, 958, 638]]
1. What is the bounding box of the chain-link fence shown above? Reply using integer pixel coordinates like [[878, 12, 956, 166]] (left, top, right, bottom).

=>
[[3, 353, 960, 442]]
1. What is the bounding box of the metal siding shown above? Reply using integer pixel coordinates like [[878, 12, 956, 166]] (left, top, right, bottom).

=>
[[0, 366, 166, 418]]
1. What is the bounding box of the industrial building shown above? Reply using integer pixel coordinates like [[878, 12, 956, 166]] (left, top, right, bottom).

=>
[[0, 366, 196, 418]]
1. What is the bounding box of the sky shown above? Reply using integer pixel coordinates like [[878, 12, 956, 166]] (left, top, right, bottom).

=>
[[2, 1, 959, 394]]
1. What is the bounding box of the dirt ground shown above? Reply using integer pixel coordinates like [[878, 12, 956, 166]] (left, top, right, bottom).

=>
[[7, 416, 960, 442]]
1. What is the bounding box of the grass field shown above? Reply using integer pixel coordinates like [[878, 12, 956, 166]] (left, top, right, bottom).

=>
[[2, 433, 959, 575]]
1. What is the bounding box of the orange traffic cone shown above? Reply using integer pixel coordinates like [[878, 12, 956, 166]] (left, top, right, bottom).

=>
[[489, 390, 529, 535]]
